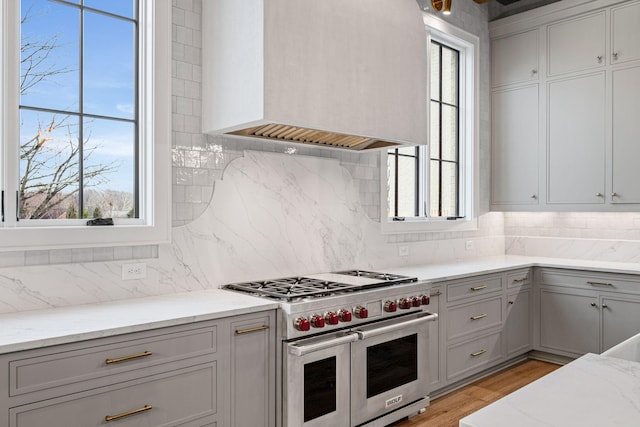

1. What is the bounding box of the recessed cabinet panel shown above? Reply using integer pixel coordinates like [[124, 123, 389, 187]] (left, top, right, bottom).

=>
[[601, 296, 640, 352], [611, 1, 640, 65], [447, 297, 503, 341], [612, 66, 640, 203], [428, 288, 442, 389], [10, 364, 218, 427], [539, 288, 599, 356], [548, 12, 606, 76], [491, 85, 539, 205], [506, 289, 531, 357], [446, 331, 503, 381], [492, 30, 539, 87], [547, 73, 606, 204]]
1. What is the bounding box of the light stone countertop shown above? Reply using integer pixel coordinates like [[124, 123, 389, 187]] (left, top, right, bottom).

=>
[[0, 289, 278, 354], [386, 255, 640, 282], [458, 353, 640, 427], [2, 255, 640, 355]]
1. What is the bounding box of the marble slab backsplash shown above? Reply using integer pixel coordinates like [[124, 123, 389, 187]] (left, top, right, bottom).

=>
[[504, 212, 640, 263], [0, 151, 503, 314]]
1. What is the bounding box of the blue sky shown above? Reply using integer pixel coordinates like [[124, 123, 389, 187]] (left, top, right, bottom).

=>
[[20, 0, 136, 194]]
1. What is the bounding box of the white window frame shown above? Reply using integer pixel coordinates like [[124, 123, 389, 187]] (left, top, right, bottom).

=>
[[0, 0, 171, 250], [381, 14, 479, 234]]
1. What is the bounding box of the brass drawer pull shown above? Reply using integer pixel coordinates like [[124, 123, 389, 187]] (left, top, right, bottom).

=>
[[105, 405, 152, 422], [587, 281, 613, 287], [105, 351, 152, 365], [513, 277, 527, 283], [470, 313, 487, 321], [432, 290, 443, 296], [470, 285, 487, 291], [235, 325, 270, 335], [471, 349, 487, 357]]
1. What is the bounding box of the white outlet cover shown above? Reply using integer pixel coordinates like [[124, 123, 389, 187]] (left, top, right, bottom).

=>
[[122, 263, 147, 280]]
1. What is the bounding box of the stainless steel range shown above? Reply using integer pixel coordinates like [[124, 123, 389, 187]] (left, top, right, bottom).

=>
[[223, 270, 438, 427]]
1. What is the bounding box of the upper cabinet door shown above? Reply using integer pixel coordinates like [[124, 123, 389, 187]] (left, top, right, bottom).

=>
[[548, 12, 606, 76], [492, 30, 539, 87], [547, 73, 606, 204], [491, 85, 539, 206], [612, 65, 640, 203], [611, 1, 640, 65]]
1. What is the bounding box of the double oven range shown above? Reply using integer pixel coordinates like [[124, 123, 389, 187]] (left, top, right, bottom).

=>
[[223, 270, 437, 427]]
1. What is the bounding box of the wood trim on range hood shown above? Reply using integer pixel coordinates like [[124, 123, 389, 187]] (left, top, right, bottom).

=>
[[202, 0, 428, 151]]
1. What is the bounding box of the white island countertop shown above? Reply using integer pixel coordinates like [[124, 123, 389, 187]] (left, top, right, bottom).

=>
[[0, 289, 278, 354], [459, 353, 640, 427]]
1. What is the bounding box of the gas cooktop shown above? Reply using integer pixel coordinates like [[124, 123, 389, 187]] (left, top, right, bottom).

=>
[[223, 270, 417, 302]]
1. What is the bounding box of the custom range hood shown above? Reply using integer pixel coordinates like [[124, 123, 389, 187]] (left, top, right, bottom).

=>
[[202, 0, 428, 151]]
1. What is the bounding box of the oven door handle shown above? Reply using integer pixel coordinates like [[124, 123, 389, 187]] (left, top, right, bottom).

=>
[[287, 332, 359, 357], [355, 312, 438, 340]]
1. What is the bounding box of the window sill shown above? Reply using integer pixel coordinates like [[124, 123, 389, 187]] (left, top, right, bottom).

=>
[[380, 217, 479, 234]]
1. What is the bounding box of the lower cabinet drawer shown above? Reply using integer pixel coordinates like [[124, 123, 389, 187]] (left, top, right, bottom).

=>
[[9, 323, 217, 400], [447, 297, 503, 341], [10, 362, 218, 427], [446, 331, 503, 381]]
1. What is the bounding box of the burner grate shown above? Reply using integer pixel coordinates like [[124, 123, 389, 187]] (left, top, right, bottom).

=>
[[223, 271, 417, 302], [224, 278, 354, 301]]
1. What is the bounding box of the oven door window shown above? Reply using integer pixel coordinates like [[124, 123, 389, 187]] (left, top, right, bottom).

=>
[[367, 334, 418, 398], [304, 357, 337, 421]]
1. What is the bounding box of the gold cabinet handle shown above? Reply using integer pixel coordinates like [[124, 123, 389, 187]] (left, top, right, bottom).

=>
[[105, 351, 152, 365], [105, 405, 152, 422], [470, 313, 488, 320], [471, 349, 487, 357], [513, 277, 527, 283], [470, 285, 487, 291], [235, 325, 270, 335], [432, 290, 443, 296]]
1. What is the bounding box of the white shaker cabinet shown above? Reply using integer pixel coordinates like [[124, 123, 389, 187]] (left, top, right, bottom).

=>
[[491, 30, 539, 87], [611, 1, 640, 65], [611, 65, 640, 203], [491, 85, 539, 206], [547, 73, 606, 204], [547, 12, 606, 76]]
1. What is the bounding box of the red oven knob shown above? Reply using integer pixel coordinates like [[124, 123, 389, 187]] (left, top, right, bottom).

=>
[[294, 317, 311, 332], [384, 300, 398, 312], [338, 309, 352, 322], [311, 314, 325, 328], [420, 294, 431, 305], [325, 311, 339, 325], [411, 296, 421, 307], [354, 306, 368, 319], [398, 298, 411, 310]]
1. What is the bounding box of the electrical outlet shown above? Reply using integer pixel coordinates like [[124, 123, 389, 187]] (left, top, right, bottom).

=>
[[465, 240, 474, 251], [122, 262, 147, 280], [398, 245, 409, 257]]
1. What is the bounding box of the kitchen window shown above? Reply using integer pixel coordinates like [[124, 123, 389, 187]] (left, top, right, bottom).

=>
[[0, 0, 171, 249], [382, 16, 479, 233]]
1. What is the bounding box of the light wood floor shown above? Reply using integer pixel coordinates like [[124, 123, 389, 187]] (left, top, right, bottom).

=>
[[393, 360, 561, 427]]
